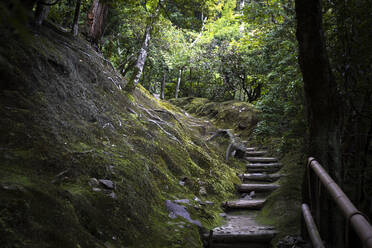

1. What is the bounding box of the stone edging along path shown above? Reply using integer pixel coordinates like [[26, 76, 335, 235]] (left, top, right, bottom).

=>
[[205, 147, 282, 248]]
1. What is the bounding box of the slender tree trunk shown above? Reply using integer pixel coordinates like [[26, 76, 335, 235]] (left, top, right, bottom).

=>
[[189, 67, 193, 96], [72, 0, 82, 36], [87, 0, 108, 44], [175, 69, 182, 99], [161, 67, 166, 100], [125, 3, 160, 91], [295, 0, 343, 247], [125, 24, 151, 91], [240, 0, 245, 10]]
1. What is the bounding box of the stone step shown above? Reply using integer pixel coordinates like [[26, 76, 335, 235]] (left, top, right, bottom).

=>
[[245, 147, 256, 152], [246, 163, 282, 173], [246, 163, 282, 169], [245, 157, 278, 163], [211, 229, 278, 243], [239, 183, 280, 193], [239, 173, 281, 182], [245, 151, 268, 157], [210, 242, 269, 248], [207, 213, 278, 247], [225, 199, 266, 210]]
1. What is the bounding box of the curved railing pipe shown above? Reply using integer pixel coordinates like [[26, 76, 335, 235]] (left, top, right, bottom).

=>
[[306, 157, 372, 248]]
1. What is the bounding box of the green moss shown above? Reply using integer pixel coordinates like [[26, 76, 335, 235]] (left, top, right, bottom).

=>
[[0, 22, 246, 248], [256, 152, 305, 242], [170, 97, 258, 139]]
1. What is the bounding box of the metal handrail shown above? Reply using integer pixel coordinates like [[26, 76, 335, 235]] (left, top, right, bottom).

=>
[[305, 157, 372, 248]]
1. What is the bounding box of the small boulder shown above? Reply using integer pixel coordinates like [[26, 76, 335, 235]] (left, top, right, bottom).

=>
[[108, 192, 117, 199], [179, 177, 188, 186], [199, 186, 207, 195], [89, 178, 99, 187], [92, 187, 101, 192], [98, 179, 115, 189]]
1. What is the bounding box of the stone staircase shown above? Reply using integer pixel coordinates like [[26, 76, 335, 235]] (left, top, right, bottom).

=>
[[207, 148, 281, 248]]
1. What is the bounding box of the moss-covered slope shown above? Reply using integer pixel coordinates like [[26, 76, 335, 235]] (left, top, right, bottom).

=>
[[170, 97, 258, 139], [0, 23, 242, 248]]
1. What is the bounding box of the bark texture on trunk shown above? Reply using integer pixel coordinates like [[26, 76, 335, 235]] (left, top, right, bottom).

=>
[[188, 67, 193, 96], [161, 67, 166, 100], [87, 0, 108, 44], [125, 24, 151, 91], [175, 69, 182, 99], [72, 0, 82, 36], [125, 2, 160, 91], [295, 0, 343, 247]]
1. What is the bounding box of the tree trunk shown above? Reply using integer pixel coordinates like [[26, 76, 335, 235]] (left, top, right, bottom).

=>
[[161, 67, 166, 100], [87, 0, 108, 44], [189, 67, 193, 96], [125, 3, 160, 91], [125, 24, 151, 91], [175, 69, 182, 99], [295, 0, 343, 247], [34, 1, 50, 26], [71, 0, 82, 36]]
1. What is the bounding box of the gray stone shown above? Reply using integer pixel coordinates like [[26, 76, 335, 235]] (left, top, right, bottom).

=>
[[108, 192, 117, 199], [174, 199, 191, 205], [98, 179, 115, 189], [199, 186, 207, 195], [92, 187, 101, 192], [165, 200, 202, 227], [89, 178, 99, 187]]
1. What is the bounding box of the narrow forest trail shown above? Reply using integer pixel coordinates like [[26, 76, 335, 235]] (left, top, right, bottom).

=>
[[207, 147, 281, 248]]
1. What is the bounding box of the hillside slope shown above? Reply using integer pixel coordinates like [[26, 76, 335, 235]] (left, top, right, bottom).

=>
[[0, 22, 244, 248], [170, 97, 258, 140]]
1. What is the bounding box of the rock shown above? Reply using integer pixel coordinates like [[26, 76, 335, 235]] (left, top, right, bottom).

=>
[[179, 176, 188, 186], [194, 196, 202, 204], [92, 187, 101, 192], [165, 200, 202, 227], [98, 179, 115, 189], [243, 191, 255, 199], [174, 199, 191, 205], [199, 186, 207, 195], [205, 201, 214, 205], [108, 192, 117, 199], [276, 235, 311, 248], [89, 178, 99, 187], [219, 213, 227, 218]]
